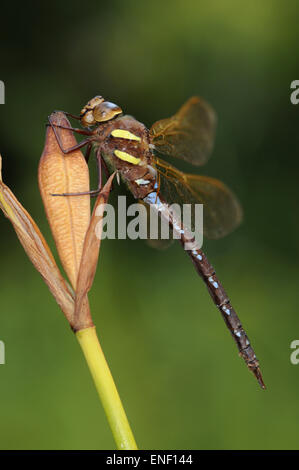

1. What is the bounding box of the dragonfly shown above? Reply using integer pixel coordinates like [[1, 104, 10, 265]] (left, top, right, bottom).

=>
[[49, 95, 265, 389]]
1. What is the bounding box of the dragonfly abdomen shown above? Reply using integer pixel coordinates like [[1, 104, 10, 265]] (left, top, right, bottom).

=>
[[187, 248, 265, 389], [143, 191, 265, 389]]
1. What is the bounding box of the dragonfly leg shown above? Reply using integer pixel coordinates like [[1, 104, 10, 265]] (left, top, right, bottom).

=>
[[47, 115, 94, 155], [99, 151, 115, 190], [48, 121, 93, 136], [50, 128, 90, 154], [56, 137, 91, 154], [51, 148, 103, 198], [96, 148, 103, 191], [51, 189, 100, 198], [84, 143, 92, 164], [53, 110, 81, 120], [101, 156, 111, 180]]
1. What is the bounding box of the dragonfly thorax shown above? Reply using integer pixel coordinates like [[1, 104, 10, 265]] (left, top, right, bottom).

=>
[[96, 115, 157, 199]]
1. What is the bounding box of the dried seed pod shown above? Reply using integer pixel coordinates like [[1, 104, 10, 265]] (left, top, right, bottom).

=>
[[0, 155, 75, 326], [38, 112, 90, 289]]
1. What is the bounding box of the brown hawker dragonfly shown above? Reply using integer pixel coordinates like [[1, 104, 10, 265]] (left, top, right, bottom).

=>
[[49, 95, 265, 389]]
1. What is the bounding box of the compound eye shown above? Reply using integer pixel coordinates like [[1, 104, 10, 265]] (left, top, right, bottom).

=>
[[93, 101, 122, 122]]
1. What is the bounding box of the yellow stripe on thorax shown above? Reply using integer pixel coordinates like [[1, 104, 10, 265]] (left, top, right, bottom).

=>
[[111, 129, 141, 142], [114, 150, 141, 165]]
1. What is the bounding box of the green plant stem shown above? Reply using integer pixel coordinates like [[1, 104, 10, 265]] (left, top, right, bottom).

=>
[[76, 326, 138, 450]]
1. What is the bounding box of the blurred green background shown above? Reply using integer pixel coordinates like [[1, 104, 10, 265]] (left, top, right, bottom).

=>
[[0, 0, 299, 449]]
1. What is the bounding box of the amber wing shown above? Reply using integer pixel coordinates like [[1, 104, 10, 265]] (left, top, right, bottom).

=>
[[154, 158, 242, 239], [150, 96, 217, 166]]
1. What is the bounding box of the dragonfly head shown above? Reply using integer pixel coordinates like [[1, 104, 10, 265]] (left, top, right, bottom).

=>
[[80, 95, 123, 127]]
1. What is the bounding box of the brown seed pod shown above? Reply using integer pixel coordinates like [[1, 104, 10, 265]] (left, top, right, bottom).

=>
[[38, 112, 90, 289], [0, 155, 75, 326]]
